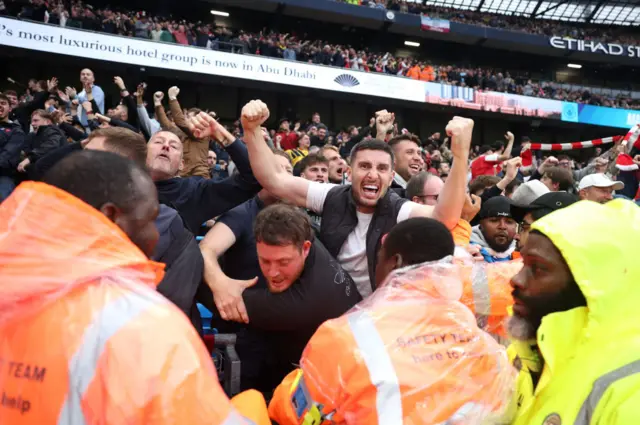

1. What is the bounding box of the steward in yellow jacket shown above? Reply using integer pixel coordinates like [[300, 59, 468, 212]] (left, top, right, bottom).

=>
[[508, 199, 640, 425]]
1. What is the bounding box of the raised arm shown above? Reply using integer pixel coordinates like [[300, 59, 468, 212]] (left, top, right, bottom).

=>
[[241, 100, 310, 207], [153, 92, 173, 130], [497, 131, 515, 161], [167, 86, 195, 138], [410, 116, 473, 230]]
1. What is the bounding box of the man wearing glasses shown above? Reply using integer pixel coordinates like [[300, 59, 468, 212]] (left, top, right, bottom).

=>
[[511, 192, 578, 250], [405, 171, 444, 205]]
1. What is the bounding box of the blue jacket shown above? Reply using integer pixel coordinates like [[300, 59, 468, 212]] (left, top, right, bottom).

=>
[[0, 121, 25, 176]]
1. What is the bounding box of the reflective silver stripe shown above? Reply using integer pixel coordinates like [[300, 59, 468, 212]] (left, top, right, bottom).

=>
[[574, 359, 640, 425], [57, 290, 159, 425], [347, 310, 403, 424], [221, 410, 256, 425]]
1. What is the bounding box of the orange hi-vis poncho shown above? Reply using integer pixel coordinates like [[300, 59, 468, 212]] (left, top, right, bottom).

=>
[[269, 258, 517, 425], [0, 182, 267, 425]]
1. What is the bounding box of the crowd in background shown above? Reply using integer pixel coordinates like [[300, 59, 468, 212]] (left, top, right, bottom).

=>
[[2, 0, 638, 110], [343, 0, 639, 46]]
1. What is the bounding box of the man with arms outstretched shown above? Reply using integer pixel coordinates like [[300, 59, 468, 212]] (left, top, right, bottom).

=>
[[242, 101, 472, 298]]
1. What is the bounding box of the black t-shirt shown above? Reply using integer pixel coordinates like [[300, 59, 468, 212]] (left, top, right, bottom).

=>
[[216, 196, 266, 289]]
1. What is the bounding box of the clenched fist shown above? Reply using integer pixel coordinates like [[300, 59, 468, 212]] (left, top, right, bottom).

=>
[[461, 193, 481, 222], [445, 116, 474, 160], [504, 131, 514, 143], [375, 109, 394, 138], [241, 100, 269, 133], [168, 86, 180, 100], [504, 156, 522, 180], [187, 111, 221, 139]]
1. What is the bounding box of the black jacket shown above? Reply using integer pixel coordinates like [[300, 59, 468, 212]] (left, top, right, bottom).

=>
[[0, 121, 26, 176], [320, 185, 407, 293], [242, 239, 361, 386], [25, 125, 67, 164]]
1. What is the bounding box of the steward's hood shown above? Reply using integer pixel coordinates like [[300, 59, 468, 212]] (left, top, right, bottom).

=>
[[0, 182, 165, 324], [532, 199, 640, 337]]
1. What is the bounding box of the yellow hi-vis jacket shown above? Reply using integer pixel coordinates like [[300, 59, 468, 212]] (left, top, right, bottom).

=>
[[269, 258, 517, 425], [510, 199, 640, 425]]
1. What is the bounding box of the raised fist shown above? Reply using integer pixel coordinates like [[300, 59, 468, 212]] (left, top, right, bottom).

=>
[[187, 111, 220, 139], [153, 91, 164, 104], [445, 116, 474, 160], [241, 100, 270, 133], [461, 193, 481, 223], [504, 156, 522, 180], [504, 131, 514, 143], [113, 76, 125, 90], [168, 86, 180, 99], [375, 109, 394, 137]]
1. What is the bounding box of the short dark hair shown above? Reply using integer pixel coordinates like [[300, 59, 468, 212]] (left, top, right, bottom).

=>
[[388, 134, 420, 151], [479, 145, 493, 154], [544, 166, 574, 191], [254, 204, 314, 250], [86, 127, 148, 168], [349, 139, 394, 167], [0, 94, 9, 104], [492, 141, 505, 152], [406, 171, 432, 200], [469, 175, 501, 196], [505, 178, 522, 197], [382, 218, 454, 264], [43, 150, 151, 214], [298, 153, 328, 173], [3, 90, 17, 98]]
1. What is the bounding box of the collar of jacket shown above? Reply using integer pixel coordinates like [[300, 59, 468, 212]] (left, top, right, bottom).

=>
[[393, 173, 408, 189]]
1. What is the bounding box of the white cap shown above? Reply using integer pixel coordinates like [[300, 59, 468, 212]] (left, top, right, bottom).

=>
[[578, 173, 624, 191], [511, 180, 550, 206]]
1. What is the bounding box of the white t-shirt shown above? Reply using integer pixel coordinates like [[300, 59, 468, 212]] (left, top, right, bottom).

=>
[[306, 182, 416, 298]]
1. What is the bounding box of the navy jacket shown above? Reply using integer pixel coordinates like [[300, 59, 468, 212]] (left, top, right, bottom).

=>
[[155, 139, 261, 233], [0, 121, 25, 176]]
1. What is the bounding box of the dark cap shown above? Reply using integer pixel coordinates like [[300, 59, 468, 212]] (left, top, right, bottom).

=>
[[511, 192, 578, 223], [478, 196, 512, 221]]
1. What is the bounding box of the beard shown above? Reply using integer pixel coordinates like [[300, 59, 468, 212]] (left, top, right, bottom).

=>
[[487, 235, 513, 253], [509, 281, 586, 341]]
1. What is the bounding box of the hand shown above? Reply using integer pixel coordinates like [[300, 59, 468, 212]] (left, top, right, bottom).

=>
[[95, 113, 109, 122], [522, 142, 531, 151], [47, 77, 58, 92], [541, 156, 558, 171], [594, 157, 609, 167], [57, 89, 70, 103], [446, 116, 474, 160], [504, 131, 515, 144], [81, 101, 93, 112], [65, 86, 77, 99], [464, 244, 484, 262], [135, 83, 145, 98], [504, 156, 522, 181], [153, 91, 164, 103], [241, 100, 270, 133], [168, 86, 180, 99], [113, 76, 126, 91], [375, 109, 394, 138], [187, 111, 224, 140], [294, 121, 301, 131], [17, 158, 30, 173], [461, 194, 481, 222], [71, 99, 79, 106], [212, 276, 258, 323], [60, 113, 72, 124]]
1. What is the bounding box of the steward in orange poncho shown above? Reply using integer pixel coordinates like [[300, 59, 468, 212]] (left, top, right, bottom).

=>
[[269, 218, 517, 425], [0, 151, 269, 425]]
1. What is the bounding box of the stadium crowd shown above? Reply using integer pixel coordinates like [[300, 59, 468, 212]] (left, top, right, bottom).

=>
[[342, 0, 639, 46], [3, 0, 639, 109], [2, 62, 640, 424]]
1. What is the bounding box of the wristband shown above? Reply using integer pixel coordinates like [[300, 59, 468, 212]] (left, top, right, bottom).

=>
[[86, 110, 94, 115]]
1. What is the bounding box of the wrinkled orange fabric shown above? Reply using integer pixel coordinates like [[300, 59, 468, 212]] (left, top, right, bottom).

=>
[[0, 182, 266, 425], [451, 219, 472, 246], [269, 259, 516, 425]]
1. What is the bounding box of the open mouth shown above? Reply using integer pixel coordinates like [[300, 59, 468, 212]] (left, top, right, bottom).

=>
[[362, 184, 380, 199], [409, 164, 421, 173], [315, 178, 326, 183], [157, 153, 170, 160], [336, 166, 344, 175]]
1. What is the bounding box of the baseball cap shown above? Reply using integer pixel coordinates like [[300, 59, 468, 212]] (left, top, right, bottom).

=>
[[511, 192, 579, 223], [510, 180, 550, 206], [477, 196, 512, 221], [578, 173, 624, 191]]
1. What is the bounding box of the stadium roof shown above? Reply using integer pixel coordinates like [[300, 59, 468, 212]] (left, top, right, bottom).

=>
[[409, 0, 640, 26]]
